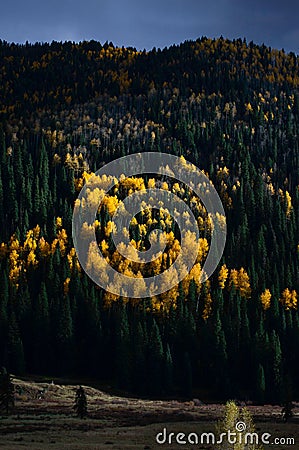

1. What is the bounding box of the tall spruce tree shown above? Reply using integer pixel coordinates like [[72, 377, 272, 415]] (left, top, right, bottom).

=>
[[0, 368, 14, 414]]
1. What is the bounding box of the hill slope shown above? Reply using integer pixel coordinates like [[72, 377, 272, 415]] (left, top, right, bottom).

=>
[[0, 37, 298, 402]]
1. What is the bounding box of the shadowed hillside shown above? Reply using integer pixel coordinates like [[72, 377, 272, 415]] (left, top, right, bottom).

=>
[[0, 37, 298, 402]]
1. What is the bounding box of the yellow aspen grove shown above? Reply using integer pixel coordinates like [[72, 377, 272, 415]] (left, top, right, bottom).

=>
[[24, 230, 38, 251], [32, 225, 41, 239], [103, 291, 121, 308], [64, 277, 71, 294], [229, 268, 239, 289], [147, 178, 156, 188], [103, 196, 119, 216], [9, 249, 22, 285], [260, 288, 272, 310], [237, 267, 251, 298], [202, 291, 212, 321], [229, 267, 251, 298], [291, 290, 298, 309], [56, 217, 63, 228], [27, 250, 38, 267], [104, 220, 117, 237], [67, 247, 80, 272], [216, 166, 230, 180], [188, 263, 203, 293], [280, 288, 298, 310], [56, 229, 68, 256], [285, 191, 292, 217], [218, 264, 229, 289], [10, 235, 20, 251], [158, 267, 179, 305], [53, 153, 61, 165], [38, 237, 51, 257], [100, 240, 109, 255]]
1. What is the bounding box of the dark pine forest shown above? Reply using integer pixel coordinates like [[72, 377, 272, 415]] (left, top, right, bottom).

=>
[[0, 37, 298, 403]]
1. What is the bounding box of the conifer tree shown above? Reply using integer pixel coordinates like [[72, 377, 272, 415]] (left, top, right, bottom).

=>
[[163, 343, 174, 393], [256, 364, 266, 404], [74, 386, 87, 419], [56, 295, 73, 374], [132, 321, 146, 394], [33, 282, 50, 372], [5, 312, 25, 375], [0, 368, 14, 414], [270, 331, 283, 402], [115, 304, 130, 389], [147, 319, 163, 395], [182, 351, 193, 398]]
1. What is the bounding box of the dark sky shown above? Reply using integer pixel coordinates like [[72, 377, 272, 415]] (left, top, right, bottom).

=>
[[1, 0, 298, 54]]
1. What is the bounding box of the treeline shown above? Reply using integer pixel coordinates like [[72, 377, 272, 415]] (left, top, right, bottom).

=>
[[0, 37, 298, 402], [1, 36, 299, 116]]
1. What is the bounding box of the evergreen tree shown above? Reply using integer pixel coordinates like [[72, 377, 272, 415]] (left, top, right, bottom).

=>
[[147, 319, 163, 395], [74, 386, 87, 419], [55, 295, 73, 374], [5, 312, 25, 375], [132, 321, 146, 394], [270, 331, 283, 402], [162, 343, 174, 394], [0, 271, 8, 366], [256, 364, 266, 404], [114, 304, 131, 389], [181, 352, 192, 398], [0, 368, 14, 414], [32, 282, 50, 372]]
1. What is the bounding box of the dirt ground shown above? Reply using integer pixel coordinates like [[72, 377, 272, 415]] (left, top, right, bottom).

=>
[[0, 378, 298, 449]]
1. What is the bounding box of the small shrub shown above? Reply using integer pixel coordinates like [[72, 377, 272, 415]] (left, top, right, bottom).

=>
[[281, 401, 294, 422], [216, 400, 263, 450]]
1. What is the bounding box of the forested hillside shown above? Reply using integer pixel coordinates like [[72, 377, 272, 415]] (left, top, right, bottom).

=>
[[0, 37, 298, 402]]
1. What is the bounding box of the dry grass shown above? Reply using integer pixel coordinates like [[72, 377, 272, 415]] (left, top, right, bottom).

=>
[[0, 378, 298, 449]]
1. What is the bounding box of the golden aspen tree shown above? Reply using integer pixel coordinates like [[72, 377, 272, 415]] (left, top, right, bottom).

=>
[[103, 196, 119, 216], [38, 237, 51, 257], [280, 288, 298, 310], [56, 229, 68, 256], [56, 217, 63, 228], [27, 250, 38, 267], [229, 269, 239, 289], [218, 264, 229, 289], [229, 268, 251, 298], [237, 267, 251, 298], [202, 291, 212, 321], [104, 220, 117, 237], [64, 277, 70, 294], [260, 288, 272, 310], [285, 191, 292, 217]]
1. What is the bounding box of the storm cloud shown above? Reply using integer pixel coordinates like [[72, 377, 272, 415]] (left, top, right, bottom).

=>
[[0, 0, 298, 53]]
